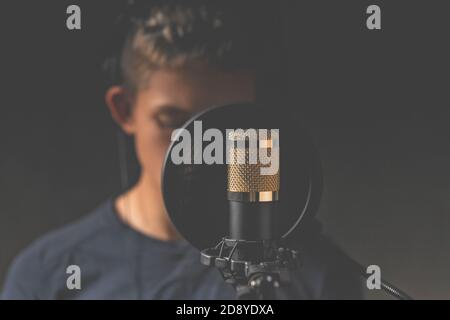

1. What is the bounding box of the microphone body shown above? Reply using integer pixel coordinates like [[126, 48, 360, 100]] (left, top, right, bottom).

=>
[[229, 201, 277, 241], [227, 129, 280, 243]]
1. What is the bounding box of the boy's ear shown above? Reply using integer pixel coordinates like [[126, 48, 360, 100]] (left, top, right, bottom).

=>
[[105, 85, 134, 135]]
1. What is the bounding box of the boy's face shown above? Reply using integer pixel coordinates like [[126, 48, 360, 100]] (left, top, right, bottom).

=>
[[107, 63, 256, 193]]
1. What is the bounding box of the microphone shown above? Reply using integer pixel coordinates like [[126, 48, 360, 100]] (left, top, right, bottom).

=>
[[227, 129, 280, 241], [200, 127, 302, 299]]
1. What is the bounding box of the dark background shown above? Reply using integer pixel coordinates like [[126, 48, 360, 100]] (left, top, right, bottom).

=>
[[1, 1, 449, 299]]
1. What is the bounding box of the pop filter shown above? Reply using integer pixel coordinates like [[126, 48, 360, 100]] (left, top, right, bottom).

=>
[[162, 102, 322, 251]]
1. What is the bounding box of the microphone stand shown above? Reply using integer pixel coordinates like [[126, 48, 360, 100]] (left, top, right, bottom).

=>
[[322, 236, 413, 300], [201, 237, 302, 300], [201, 235, 413, 300]]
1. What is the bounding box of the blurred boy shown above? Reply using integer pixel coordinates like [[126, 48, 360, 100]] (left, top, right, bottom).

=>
[[2, 1, 362, 299]]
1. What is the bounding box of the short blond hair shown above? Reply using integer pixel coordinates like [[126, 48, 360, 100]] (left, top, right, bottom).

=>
[[103, 1, 277, 95]]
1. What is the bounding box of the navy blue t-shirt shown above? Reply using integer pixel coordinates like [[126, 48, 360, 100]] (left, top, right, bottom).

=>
[[1, 199, 362, 299]]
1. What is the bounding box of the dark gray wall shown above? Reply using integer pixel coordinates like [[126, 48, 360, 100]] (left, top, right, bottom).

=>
[[1, 1, 449, 299], [285, 1, 450, 299]]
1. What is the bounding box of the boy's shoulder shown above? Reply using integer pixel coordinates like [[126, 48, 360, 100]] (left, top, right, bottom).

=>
[[20, 200, 112, 263], [1, 199, 113, 299]]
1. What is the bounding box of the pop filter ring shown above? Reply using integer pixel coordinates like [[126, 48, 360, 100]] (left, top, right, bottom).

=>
[[161, 102, 324, 250]]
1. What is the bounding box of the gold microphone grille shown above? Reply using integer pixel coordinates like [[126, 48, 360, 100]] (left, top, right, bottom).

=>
[[227, 147, 280, 193]]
